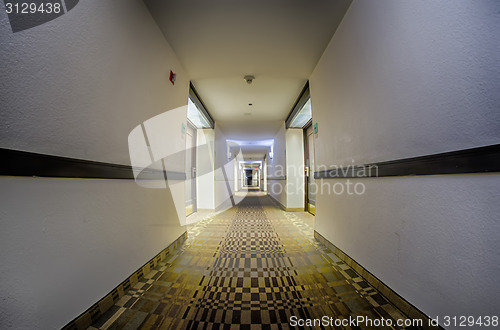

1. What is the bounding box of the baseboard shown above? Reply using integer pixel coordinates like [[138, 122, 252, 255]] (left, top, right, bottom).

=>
[[215, 195, 236, 212], [314, 231, 442, 330], [62, 231, 188, 330], [185, 204, 194, 216], [307, 203, 316, 215], [267, 194, 286, 211], [196, 208, 216, 212], [285, 207, 304, 212], [268, 195, 305, 212]]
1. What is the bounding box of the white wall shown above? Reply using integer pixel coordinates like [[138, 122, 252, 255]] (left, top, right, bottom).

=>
[[0, 1, 188, 164], [311, 0, 500, 168], [285, 129, 305, 209], [196, 129, 215, 210], [315, 175, 500, 319], [268, 126, 305, 209], [0, 178, 186, 329], [0, 1, 189, 328], [267, 123, 287, 207], [214, 125, 235, 210], [263, 157, 268, 192], [310, 0, 500, 326]]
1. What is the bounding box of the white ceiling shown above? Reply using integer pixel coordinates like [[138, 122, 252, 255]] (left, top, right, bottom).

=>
[[144, 0, 351, 142], [218, 121, 283, 140], [227, 135, 275, 160], [234, 145, 271, 161], [221, 120, 281, 160]]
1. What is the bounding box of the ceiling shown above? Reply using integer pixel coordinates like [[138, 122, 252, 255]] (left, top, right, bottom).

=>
[[233, 145, 271, 161], [227, 133, 275, 160], [221, 121, 281, 159], [217, 121, 283, 141], [144, 0, 351, 153]]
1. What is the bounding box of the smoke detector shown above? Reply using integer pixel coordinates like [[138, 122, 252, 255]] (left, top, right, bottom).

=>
[[244, 75, 255, 84]]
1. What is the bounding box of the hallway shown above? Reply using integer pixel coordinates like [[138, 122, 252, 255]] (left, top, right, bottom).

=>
[[90, 194, 410, 329], [2, 1, 500, 328]]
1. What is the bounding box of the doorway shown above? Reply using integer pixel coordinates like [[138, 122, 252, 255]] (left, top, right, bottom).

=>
[[304, 123, 316, 215], [185, 121, 197, 216], [241, 165, 261, 190]]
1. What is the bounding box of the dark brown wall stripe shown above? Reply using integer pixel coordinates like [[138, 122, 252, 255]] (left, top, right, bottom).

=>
[[315, 144, 500, 179], [0, 148, 186, 180], [3, 143, 499, 180]]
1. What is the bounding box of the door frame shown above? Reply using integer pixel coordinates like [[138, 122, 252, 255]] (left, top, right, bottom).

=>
[[185, 120, 197, 216], [303, 120, 315, 215]]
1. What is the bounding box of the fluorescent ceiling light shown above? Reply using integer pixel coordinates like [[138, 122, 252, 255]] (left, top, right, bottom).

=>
[[188, 98, 211, 128], [289, 98, 312, 128]]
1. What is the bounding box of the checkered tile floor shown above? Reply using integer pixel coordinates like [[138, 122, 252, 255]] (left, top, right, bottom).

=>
[[89, 194, 413, 329]]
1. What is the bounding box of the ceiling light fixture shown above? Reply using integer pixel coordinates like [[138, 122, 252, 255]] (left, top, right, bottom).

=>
[[244, 75, 255, 84]]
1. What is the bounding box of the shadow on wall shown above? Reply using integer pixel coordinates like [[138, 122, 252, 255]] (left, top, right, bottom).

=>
[[128, 106, 245, 224]]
